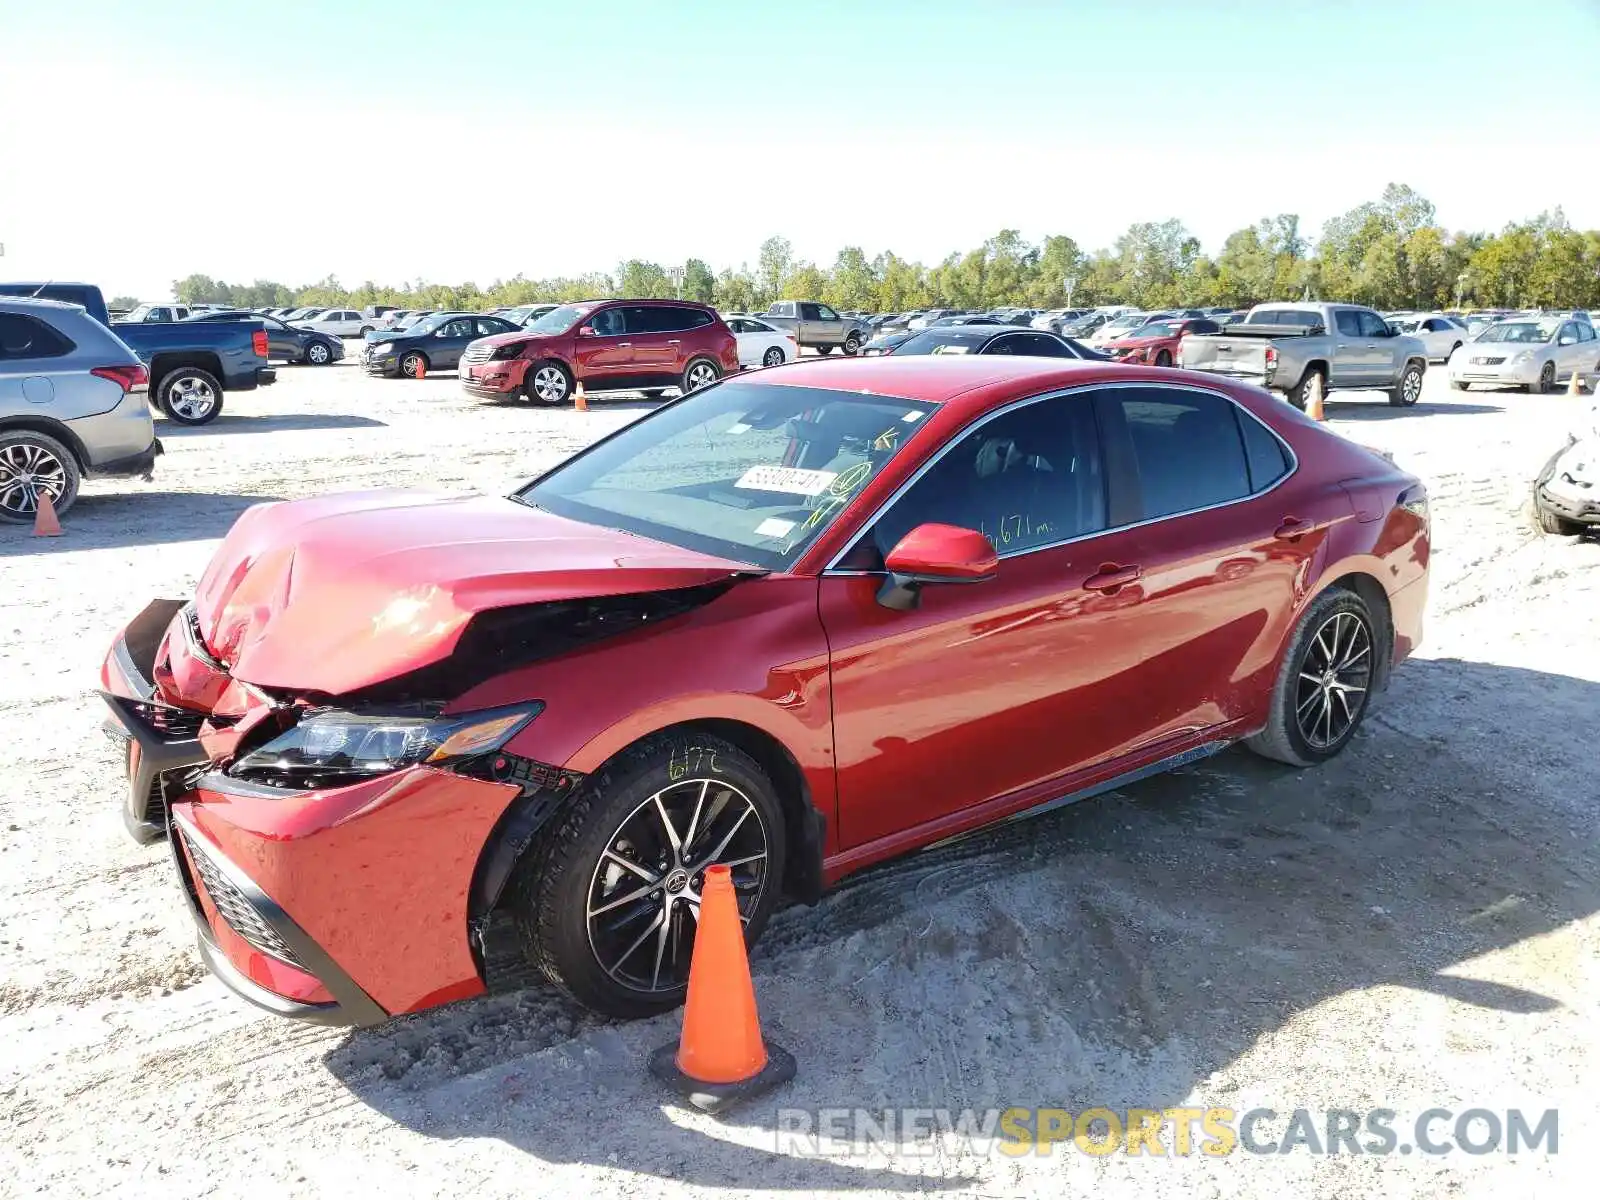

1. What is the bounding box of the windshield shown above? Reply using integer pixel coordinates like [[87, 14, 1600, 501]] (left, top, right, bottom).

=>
[[1128, 322, 1177, 339], [1478, 321, 1557, 343], [407, 313, 454, 334], [518, 380, 936, 570], [525, 304, 589, 335], [1390, 319, 1421, 333], [892, 331, 984, 355]]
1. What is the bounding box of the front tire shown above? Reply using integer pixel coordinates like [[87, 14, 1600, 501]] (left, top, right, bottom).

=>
[[306, 340, 332, 366], [526, 361, 574, 405], [1154, 349, 1173, 367], [682, 356, 720, 393], [399, 351, 428, 379], [1537, 362, 1556, 394], [156, 367, 224, 425], [0, 429, 81, 523], [1388, 361, 1424, 407], [1245, 587, 1378, 767], [510, 733, 787, 1017]]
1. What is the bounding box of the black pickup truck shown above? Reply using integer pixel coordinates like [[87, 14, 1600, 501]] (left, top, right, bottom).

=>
[[1, 281, 276, 426]]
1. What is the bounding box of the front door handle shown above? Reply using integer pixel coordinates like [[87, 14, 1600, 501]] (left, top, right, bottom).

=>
[[617, 342, 632, 347], [1275, 516, 1314, 541], [668, 339, 682, 345], [1083, 564, 1142, 593]]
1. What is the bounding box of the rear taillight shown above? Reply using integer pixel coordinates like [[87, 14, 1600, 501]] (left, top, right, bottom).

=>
[[1265, 346, 1279, 370], [252, 330, 270, 358], [1399, 483, 1429, 520], [91, 364, 150, 393]]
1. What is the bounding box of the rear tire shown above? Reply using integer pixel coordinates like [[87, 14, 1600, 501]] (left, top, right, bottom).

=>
[[682, 356, 720, 393], [1287, 368, 1325, 412], [1245, 587, 1378, 767], [156, 367, 224, 425], [842, 332, 862, 356], [818, 344, 834, 355], [0, 429, 81, 523], [509, 733, 787, 1017], [762, 346, 786, 367], [1388, 361, 1424, 407]]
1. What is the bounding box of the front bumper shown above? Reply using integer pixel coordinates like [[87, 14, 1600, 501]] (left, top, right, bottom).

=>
[[1449, 358, 1538, 386], [460, 359, 526, 398], [1537, 479, 1600, 524], [362, 353, 399, 377], [98, 599, 575, 1024]]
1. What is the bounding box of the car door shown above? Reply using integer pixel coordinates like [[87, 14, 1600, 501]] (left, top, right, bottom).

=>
[[617, 305, 682, 380], [569, 304, 633, 383], [1090, 385, 1327, 734], [1328, 308, 1371, 386], [814, 303, 845, 344], [430, 317, 476, 369], [0, 310, 78, 413], [1554, 322, 1584, 379], [819, 389, 1160, 848], [1358, 309, 1403, 381], [260, 316, 299, 360]]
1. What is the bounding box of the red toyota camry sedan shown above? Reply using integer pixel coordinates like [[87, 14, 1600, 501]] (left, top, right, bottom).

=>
[[100, 356, 1429, 1024]]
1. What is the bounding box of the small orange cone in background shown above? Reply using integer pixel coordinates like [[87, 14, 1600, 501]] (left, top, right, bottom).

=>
[[33, 492, 63, 537], [1306, 385, 1326, 423], [1568, 370, 1585, 396], [648, 864, 795, 1115], [573, 380, 588, 411]]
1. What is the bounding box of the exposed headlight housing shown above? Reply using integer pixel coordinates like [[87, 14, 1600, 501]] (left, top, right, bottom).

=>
[[371, 342, 394, 355], [491, 341, 529, 360], [228, 702, 543, 789]]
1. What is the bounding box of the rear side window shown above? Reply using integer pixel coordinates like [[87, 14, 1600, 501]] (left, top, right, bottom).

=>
[[1101, 388, 1252, 520], [0, 313, 75, 359], [1239, 410, 1292, 490]]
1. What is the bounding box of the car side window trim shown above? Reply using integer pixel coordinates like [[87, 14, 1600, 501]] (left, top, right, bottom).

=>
[[821, 380, 1299, 573]]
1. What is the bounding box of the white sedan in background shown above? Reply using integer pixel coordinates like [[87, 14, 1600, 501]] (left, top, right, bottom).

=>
[[1388, 312, 1468, 362], [295, 308, 369, 337], [1449, 317, 1599, 393], [725, 315, 798, 368]]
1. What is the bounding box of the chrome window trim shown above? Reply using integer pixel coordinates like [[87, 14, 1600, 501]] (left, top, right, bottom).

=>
[[821, 379, 1301, 573]]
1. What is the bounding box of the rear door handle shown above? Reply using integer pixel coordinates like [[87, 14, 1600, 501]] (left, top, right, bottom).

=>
[[1275, 517, 1314, 540], [617, 342, 632, 347], [1083, 564, 1142, 593], [668, 339, 682, 344]]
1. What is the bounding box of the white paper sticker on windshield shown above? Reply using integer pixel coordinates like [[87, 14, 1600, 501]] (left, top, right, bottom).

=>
[[735, 465, 837, 496], [902, 411, 924, 422], [755, 517, 796, 538], [931, 344, 972, 355], [726, 422, 751, 435]]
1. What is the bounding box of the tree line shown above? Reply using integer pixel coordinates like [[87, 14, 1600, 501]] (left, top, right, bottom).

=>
[[156, 183, 1600, 318]]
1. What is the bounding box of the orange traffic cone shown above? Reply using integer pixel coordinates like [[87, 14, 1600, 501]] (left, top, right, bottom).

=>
[[414, 357, 426, 380], [1568, 370, 1584, 396], [648, 864, 795, 1114], [33, 492, 63, 537], [573, 380, 588, 411], [1306, 384, 1326, 423]]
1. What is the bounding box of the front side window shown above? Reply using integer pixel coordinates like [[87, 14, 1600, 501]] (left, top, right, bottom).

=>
[[587, 307, 626, 336], [799, 303, 822, 321], [1334, 310, 1362, 336], [1103, 388, 1253, 520], [817, 305, 839, 321], [520, 381, 936, 571], [1357, 311, 1390, 338], [439, 318, 474, 338], [864, 394, 1106, 561]]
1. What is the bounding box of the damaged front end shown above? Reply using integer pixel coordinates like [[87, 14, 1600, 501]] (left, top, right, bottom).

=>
[[98, 571, 744, 1023]]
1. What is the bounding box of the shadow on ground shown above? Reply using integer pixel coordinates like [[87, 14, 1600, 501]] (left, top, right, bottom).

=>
[[1328, 401, 1505, 420], [321, 657, 1595, 1189], [0, 491, 282, 555], [155, 413, 387, 435]]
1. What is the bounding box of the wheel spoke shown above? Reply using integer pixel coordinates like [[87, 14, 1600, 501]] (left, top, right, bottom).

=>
[[720, 851, 766, 871], [649, 903, 672, 990], [588, 880, 655, 918], [695, 803, 752, 867], [682, 780, 709, 851], [601, 848, 659, 885], [608, 907, 665, 978]]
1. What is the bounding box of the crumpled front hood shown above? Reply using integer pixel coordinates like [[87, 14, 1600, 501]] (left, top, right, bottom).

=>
[[193, 490, 760, 695]]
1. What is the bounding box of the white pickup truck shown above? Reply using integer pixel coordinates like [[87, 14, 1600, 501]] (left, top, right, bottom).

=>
[[758, 301, 871, 356]]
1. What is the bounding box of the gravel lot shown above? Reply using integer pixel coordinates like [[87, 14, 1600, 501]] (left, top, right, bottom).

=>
[[2, 359, 1596, 1198]]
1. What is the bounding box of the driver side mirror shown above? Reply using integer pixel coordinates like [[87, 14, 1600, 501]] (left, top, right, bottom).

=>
[[877, 523, 998, 611], [577, 324, 597, 337]]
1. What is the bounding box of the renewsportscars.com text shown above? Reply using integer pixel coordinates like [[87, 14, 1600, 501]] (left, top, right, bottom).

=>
[[775, 1106, 1559, 1158]]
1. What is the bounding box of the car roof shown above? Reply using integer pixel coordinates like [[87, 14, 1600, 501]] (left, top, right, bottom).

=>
[[0, 295, 85, 315], [749, 353, 1134, 411]]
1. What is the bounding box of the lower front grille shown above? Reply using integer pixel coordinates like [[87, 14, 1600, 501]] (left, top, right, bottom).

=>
[[180, 829, 306, 970], [129, 700, 205, 740], [460, 345, 495, 366]]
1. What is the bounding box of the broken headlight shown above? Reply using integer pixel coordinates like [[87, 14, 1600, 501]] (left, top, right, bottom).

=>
[[228, 702, 543, 788]]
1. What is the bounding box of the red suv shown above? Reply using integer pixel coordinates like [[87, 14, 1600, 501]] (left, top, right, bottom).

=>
[[460, 299, 739, 405]]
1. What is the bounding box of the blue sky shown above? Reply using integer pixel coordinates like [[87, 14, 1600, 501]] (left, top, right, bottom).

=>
[[3, 0, 1596, 298]]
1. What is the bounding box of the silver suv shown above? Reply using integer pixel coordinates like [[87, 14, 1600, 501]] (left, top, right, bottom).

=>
[[0, 298, 160, 523]]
